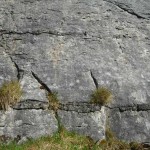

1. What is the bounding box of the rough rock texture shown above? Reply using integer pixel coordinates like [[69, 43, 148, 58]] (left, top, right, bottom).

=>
[[58, 107, 106, 142], [0, 109, 58, 142], [0, 50, 17, 86], [107, 108, 150, 143], [104, 0, 150, 19], [0, 0, 150, 143]]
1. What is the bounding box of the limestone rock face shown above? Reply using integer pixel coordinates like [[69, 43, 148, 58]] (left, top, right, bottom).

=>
[[108, 108, 150, 143], [0, 109, 58, 142], [105, 0, 150, 19], [58, 107, 106, 142], [0, 0, 150, 143]]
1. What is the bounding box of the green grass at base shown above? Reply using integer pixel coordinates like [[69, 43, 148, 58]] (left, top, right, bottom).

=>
[[0, 128, 144, 150]]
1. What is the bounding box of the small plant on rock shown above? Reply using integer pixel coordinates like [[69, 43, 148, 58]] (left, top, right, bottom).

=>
[[99, 128, 130, 150], [90, 87, 113, 105], [47, 92, 60, 111], [0, 80, 22, 110]]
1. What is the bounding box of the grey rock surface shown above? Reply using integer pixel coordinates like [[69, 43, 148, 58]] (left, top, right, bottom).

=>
[[0, 109, 58, 141], [0, 50, 17, 86], [104, 0, 150, 19], [58, 107, 106, 142], [107, 108, 150, 143], [0, 0, 150, 143], [20, 73, 48, 103]]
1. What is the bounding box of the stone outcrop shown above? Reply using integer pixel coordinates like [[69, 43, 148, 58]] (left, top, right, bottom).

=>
[[0, 0, 150, 144]]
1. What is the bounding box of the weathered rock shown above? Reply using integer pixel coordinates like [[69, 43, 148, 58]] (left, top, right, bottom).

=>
[[59, 102, 102, 113], [0, 0, 150, 143], [58, 107, 106, 142], [0, 109, 58, 141], [107, 108, 150, 143], [20, 73, 48, 104], [104, 0, 150, 19], [0, 50, 17, 86]]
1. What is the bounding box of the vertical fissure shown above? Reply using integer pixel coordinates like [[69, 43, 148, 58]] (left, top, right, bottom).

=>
[[90, 70, 98, 89]]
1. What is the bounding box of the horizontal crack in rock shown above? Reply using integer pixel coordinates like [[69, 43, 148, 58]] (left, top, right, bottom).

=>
[[13, 99, 49, 110], [59, 102, 102, 113], [105, 104, 150, 112], [0, 30, 86, 37]]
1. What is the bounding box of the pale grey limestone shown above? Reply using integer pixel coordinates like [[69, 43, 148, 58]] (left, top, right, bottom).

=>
[[0, 109, 58, 142], [0, 0, 150, 143], [58, 107, 106, 142]]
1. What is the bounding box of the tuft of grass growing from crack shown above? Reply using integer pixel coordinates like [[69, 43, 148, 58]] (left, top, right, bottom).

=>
[[47, 92, 60, 111], [0, 80, 22, 110], [90, 87, 113, 105]]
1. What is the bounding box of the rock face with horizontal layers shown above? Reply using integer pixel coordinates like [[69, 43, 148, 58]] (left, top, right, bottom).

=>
[[0, 0, 150, 143]]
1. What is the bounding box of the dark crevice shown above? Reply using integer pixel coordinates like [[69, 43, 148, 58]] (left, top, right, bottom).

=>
[[31, 71, 61, 129], [58, 102, 102, 113], [13, 99, 150, 112], [31, 71, 51, 93], [103, 0, 148, 20], [13, 108, 45, 110], [18, 123, 35, 127], [0, 30, 86, 37], [57, 109, 98, 114], [9, 56, 24, 80], [105, 103, 150, 112], [13, 99, 48, 110], [18, 99, 48, 103], [90, 70, 98, 89]]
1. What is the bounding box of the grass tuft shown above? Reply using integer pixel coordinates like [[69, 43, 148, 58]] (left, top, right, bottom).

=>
[[90, 87, 113, 105], [47, 92, 60, 111], [0, 80, 22, 110]]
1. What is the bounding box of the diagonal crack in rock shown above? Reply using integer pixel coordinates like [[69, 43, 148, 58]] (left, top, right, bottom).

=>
[[90, 70, 98, 89], [9, 56, 24, 80], [31, 71, 51, 93], [103, 0, 148, 20]]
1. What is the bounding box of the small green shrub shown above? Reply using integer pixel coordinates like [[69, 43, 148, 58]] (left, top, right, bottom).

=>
[[0, 80, 22, 110], [47, 92, 60, 111], [90, 87, 113, 105]]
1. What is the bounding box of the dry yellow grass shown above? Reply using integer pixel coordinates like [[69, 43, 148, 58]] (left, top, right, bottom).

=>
[[0, 80, 22, 110], [91, 87, 113, 105], [0, 128, 145, 150], [47, 92, 60, 111]]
